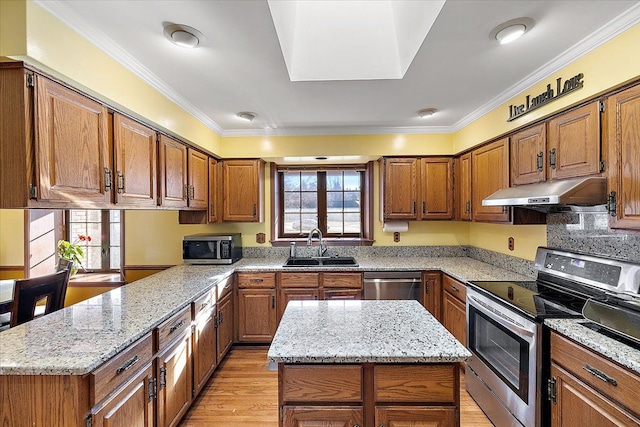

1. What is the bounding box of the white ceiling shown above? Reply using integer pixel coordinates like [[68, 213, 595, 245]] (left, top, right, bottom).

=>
[[38, 0, 640, 137]]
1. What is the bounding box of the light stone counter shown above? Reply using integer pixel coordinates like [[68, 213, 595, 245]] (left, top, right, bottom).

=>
[[268, 300, 471, 363], [0, 255, 525, 375], [545, 318, 640, 374]]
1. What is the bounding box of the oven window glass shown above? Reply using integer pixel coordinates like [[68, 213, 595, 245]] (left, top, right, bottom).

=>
[[469, 306, 530, 403]]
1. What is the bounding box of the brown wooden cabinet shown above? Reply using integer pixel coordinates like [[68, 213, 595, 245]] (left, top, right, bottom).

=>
[[283, 406, 364, 426], [442, 275, 466, 347], [158, 134, 188, 208], [320, 272, 362, 300], [187, 148, 208, 209], [420, 158, 454, 219], [510, 123, 547, 185], [236, 273, 277, 343], [422, 271, 441, 320], [192, 290, 217, 397], [375, 406, 456, 426], [472, 138, 510, 222], [216, 290, 234, 362], [456, 152, 472, 221], [223, 159, 265, 222], [278, 288, 319, 321], [113, 114, 157, 207], [607, 84, 640, 230], [208, 157, 222, 223], [550, 332, 640, 426], [278, 272, 321, 321]]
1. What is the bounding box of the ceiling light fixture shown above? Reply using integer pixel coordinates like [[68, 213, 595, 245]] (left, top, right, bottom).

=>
[[417, 108, 437, 118], [490, 17, 535, 45], [163, 23, 205, 48], [236, 111, 257, 121]]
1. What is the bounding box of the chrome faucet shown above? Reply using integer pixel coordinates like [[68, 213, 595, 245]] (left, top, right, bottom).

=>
[[307, 228, 327, 257]]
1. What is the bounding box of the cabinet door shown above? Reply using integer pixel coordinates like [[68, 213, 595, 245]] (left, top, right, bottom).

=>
[[442, 291, 466, 347], [608, 85, 640, 230], [422, 271, 441, 321], [216, 292, 234, 362], [208, 158, 222, 223], [91, 362, 155, 427], [548, 102, 601, 180], [34, 75, 110, 204], [192, 307, 217, 397], [188, 148, 208, 209], [113, 114, 157, 207], [420, 158, 453, 219], [278, 288, 319, 322], [382, 158, 419, 220], [157, 331, 192, 427], [283, 406, 363, 427], [158, 135, 188, 208], [375, 406, 456, 427], [510, 123, 546, 185], [472, 138, 510, 222], [550, 364, 640, 427], [223, 159, 264, 222], [456, 153, 472, 221], [237, 288, 277, 343], [321, 289, 361, 300]]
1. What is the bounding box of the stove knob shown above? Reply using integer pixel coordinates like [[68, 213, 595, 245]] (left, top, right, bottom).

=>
[[546, 263, 553, 268]]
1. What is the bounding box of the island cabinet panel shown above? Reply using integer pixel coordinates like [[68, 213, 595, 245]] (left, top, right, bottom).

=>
[[216, 290, 234, 362], [455, 153, 472, 221], [375, 406, 457, 427], [607, 84, 640, 230], [237, 288, 277, 342], [281, 365, 363, 402], [420, 157, 454, 219], [381, 157, 419, 220], [156, 326, 192, 427], [472, 138, 510, 223], [90, 362, 155, 427], [547, 101, 602, 181], [422, 271, 441, 320], [282, 406, 364, 427], [34, 74, 111, 204], [374, 365, 456, 403], [510, 123, 547, 185], [158, 135, 188, 208], [113, 113, 157, 207], [223, 159, 265, 222]]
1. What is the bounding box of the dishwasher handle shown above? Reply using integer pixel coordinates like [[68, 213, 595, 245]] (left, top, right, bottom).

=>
[[364, 278, 420, 284]]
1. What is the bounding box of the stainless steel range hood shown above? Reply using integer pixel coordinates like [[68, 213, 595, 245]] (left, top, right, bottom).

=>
[[482, 177, 608, 212]]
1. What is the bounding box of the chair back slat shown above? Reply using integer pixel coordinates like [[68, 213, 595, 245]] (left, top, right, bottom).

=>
[[10, 269, 71, 327]]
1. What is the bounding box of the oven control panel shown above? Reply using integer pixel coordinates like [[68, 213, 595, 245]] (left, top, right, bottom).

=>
[[544, 253, 621, 286]]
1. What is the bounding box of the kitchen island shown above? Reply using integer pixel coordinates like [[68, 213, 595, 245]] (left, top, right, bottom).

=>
[[268, 300, 471, 427]]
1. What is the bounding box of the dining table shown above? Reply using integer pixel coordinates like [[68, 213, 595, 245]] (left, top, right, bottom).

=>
[[0, 279, 15, 315]]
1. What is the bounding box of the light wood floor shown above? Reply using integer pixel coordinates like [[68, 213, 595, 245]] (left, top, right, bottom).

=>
[[179, 347, 494, 427]]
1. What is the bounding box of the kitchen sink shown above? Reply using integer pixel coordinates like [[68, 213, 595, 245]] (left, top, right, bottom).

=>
[[283, 256, 358, 267]]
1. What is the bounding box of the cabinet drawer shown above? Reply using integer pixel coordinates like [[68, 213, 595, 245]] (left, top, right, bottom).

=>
[[551, 332, 640, 416], [374, 364, 456, 403], [216, 274, 234, 300], [237, 272, 275, 288], [157, 305, 192, 351], [193, 288, 215, 319], [282, 365, 362, 402], [322, 273, 362, 289], [280, 272, 320, 288], [90, 332, 154, 405], [443, 275, 466, 303]]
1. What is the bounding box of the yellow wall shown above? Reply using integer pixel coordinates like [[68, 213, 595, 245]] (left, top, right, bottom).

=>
[[0, 210, 25, 266], [0, 0, 27, 56]]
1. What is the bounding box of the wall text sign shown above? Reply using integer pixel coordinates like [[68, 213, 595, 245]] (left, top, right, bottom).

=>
[[507, 73, 584, 122]]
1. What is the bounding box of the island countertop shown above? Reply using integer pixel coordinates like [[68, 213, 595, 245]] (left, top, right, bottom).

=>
[[268, 300, 471, 364]]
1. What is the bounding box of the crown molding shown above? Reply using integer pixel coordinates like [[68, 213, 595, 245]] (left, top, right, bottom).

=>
[[221, 125, 454, 137], [34, 0, 223, 135], [451, 2, 640, 132]]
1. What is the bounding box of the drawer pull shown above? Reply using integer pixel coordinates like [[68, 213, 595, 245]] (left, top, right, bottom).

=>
[[169, 319, 186, 334], [451, 285, 459, 292], [250, 278, 264, 282], [200, 301, 209, 310], [116, 355, 140, 375], [583, 364, 617, 386]]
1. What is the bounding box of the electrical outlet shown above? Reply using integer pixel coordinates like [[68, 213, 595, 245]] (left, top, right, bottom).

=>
[[393, 232, 400, 243], [256, 233, 266, 244], [508, 237, 515, 251]]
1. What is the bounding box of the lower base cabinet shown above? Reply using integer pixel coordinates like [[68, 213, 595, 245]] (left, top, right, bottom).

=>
[[283, 406, 364, 427], [237, 288, 277, 343], [216, 291, 234, 361], [192, 306, 217, 396], [375, 406, 457, 426], [157, 329, 193, 427]]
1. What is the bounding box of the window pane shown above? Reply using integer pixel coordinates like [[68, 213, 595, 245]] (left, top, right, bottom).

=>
[[110, 223, 121, 244], [284, 192, 301, 212], [344, 192, 361, 212], [87, 223, 102, 241], [301, 172, 317, 191], [344, 213, 361, 234], [284, 172, 300, 191], [327, 213, 343, 234], [284, 213, 300, 233], [85, 246, 102, 270], [327, 192, 343, 212], [344, 172, 361, 190], [301, 192, 318, 211], [327, 171, 343, 190], [86, 210, 102, 222], [110, 210, 121, 222], [299, 214, 318, 233], [110, 247, 121, 269]]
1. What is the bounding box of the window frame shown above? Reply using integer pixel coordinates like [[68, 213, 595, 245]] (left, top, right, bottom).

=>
[[270, 162, 374, 246]]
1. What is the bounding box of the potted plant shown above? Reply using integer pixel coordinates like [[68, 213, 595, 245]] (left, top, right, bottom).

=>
[[57, 234, 90, 275]]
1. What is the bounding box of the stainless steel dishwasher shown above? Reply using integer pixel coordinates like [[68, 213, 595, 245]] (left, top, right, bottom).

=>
[[363, 271, 421, 301]]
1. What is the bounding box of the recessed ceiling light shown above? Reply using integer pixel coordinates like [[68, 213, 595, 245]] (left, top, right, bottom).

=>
[[236, 112, 257, 121], [417, 108, 437, 118], [163, 23, 205, 48], [490, 17, 535, 45], [315, 156, 328, 160]]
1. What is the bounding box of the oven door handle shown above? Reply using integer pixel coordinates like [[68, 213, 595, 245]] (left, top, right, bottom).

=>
[[469, 295, 535, 338]]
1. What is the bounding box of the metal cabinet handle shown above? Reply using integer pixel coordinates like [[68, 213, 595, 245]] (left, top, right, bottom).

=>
[[253, 204, 257, 216], [465, 200, 470, 214], [537, 151, 544, 172], [117, 172, 125, 194], [272, 296, 275, 309], [413, 201, 417, 214], [169, 319, 186, 333], [200, 301, 209, 310], [184, 185, 189, 200], [422, 201, 426, 214], [250, 278, 264, 282], [583, 364, 617, 386], [451, 285, 459, 292], [116, 355, 139, 375], [104, 168, 113, 192], [549, 148, 557, 169], [210, 203, 214, 216]]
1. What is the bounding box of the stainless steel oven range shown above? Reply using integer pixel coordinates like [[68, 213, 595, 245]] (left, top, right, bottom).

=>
[[466, 247, 640, 427]]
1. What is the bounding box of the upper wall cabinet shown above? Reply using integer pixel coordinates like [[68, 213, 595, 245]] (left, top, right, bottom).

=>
[[472, 138, 510, 223], [158, 135, 188, 208], [607, 84, 640, 230], [208, 158, 222, 223], [113, 114, 157, 208], [455, 153, 472, 221], [223, 159, 265, 222], [380, 157, 454, 221], [510, 123, 547, 185], [188, 148, 209, 210]]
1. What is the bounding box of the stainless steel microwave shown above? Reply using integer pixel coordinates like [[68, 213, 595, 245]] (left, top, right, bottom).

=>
[[182, 233, 242, 264]]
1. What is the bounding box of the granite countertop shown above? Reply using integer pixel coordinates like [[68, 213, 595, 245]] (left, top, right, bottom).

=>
[[0, 255, 526, 375], [545, 318, 640, 375], [268, 300, 471, 363]]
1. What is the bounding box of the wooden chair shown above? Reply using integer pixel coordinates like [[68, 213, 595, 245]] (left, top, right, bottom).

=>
[[9, 269, 71, 327]]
